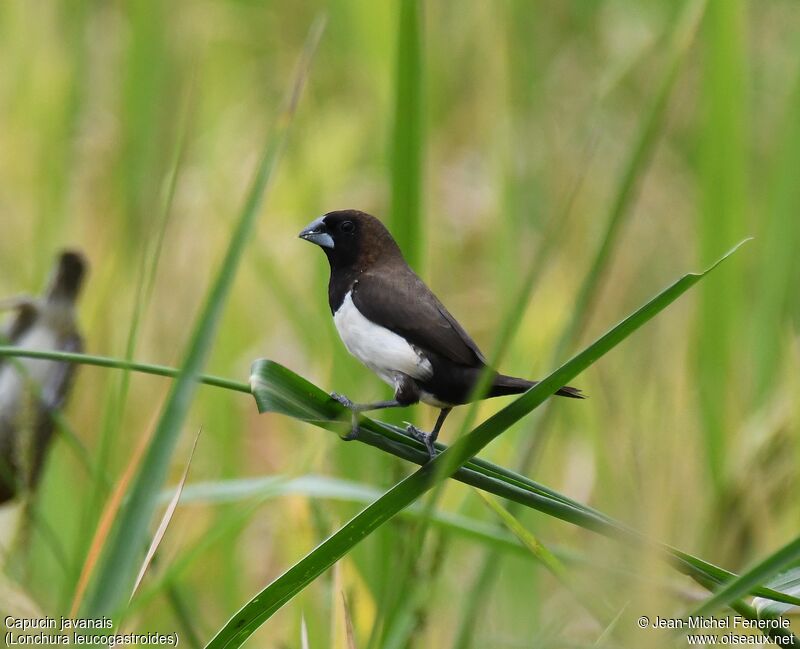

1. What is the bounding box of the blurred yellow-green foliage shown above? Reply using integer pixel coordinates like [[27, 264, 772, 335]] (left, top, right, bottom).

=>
[[0, 0, 798, 647]]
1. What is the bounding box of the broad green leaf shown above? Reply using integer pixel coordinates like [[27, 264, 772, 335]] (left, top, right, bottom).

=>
[[205, 241, 753, 648]]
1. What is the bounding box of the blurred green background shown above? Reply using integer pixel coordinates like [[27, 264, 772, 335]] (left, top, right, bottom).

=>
[[0, 0, 798, 647]]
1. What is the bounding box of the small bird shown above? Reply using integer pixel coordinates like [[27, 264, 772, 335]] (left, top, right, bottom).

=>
[[0, 250, 87, 502], [299, 210, 582, 458]]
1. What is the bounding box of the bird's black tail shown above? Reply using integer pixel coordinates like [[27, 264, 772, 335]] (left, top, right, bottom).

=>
[[490, 374, 584, 399]]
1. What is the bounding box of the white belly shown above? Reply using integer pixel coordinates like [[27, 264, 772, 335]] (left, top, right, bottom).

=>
[[333, 291, 433, 386], [0, 323, 59, 415]]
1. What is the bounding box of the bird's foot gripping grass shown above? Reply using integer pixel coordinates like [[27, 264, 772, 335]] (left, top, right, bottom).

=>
[[330, 392, 413, 442], [330, 392, 360, 440], [405, 423, 437, 460], [330, 392, 355, 410], [329, 389, 439, 460]]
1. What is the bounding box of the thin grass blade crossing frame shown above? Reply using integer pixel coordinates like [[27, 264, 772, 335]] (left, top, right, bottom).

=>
[[79, 18, 326, 618]]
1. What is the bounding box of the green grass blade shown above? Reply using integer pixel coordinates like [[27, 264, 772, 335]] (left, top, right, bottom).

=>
[[752, 71, 800, 400], [475, 489, 568, 582], [553, 0, 708, 362], [205, 241, 748, 648], [129, 500, 266, 615], [130, 429, 200, 602], [0, 347, 250, 394], [519, 0, 707, 473], [753, 568, 800, 618], [690, 534, 800, 617], [389, 0, 424, 271], [137, 475, 682, 615], [449, 241, 747, 463], [80, 19, 324, 618], [453, 3, 709, 644], [174, 475, 383, 506], [696, 0, 747, 490], [164, 584, 203, 649], [169, 474, 533, 556], [70, 69, 194, 614], [475, 489, 614, 628]]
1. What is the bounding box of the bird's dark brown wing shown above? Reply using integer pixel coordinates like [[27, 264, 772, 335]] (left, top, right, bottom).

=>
[[352, 267, 487, 367]]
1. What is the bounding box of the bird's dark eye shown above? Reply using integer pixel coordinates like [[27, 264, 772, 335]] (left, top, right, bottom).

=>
[[340, 220, 355, 234]]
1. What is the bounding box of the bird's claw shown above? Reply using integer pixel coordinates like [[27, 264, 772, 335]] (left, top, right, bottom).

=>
[[341, 423, 360, 441], [331, 393, 360, 441], [330, 392, 355, 410], [406, 423, 437, 460]]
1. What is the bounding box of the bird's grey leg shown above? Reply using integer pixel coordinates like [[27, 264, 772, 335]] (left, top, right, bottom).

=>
[[330, 394, 405, 440], [330, 394, 402, 412], [331, 373, 420, 441], [407, 407, 452, 460]]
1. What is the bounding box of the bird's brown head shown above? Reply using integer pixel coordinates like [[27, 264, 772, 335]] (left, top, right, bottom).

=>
[[46, 250, 88, 303], [299, 210, 403, 271]]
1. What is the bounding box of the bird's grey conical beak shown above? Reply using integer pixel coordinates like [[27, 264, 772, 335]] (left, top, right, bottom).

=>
[[298, 217, 334, 249]]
